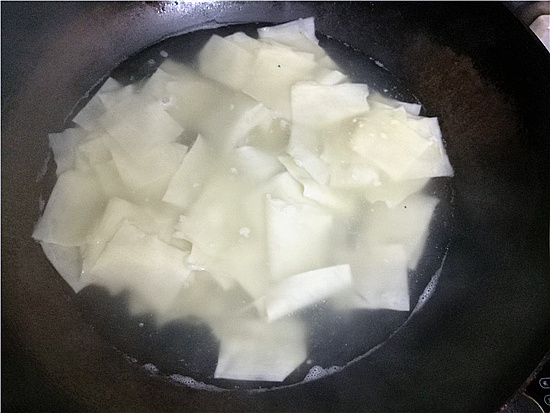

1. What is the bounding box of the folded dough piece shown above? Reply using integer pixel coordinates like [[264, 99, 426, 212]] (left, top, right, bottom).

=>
[[265, 264, 353, 322], [214, 317, 307, 382], [88, 222, 192, 313], [32, 169, 106, 247]]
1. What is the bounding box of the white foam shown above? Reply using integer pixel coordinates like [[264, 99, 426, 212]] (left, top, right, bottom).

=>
[[168, 374, 225, 392], [414, 250, 448, 311], [38, 195, 46, 213], [123, 354, 138, 364], [36, 151, 51, 182], [303, 365, 342, 382], [143, 363, 159, 374]]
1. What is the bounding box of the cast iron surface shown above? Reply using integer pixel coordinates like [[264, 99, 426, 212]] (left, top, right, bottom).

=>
[[2, 2, 549, 412]]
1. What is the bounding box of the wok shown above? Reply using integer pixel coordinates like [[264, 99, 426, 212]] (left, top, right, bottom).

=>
[[2, 2, 549, 412]]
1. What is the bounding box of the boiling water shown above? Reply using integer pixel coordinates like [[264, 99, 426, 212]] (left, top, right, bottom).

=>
[[70, 23, 454, 390]]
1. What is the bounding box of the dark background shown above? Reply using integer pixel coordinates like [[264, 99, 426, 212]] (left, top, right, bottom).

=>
[[2, 2, 549, 412]]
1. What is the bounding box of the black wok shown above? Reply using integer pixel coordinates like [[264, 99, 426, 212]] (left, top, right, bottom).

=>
[[2, 2, 549, 412]]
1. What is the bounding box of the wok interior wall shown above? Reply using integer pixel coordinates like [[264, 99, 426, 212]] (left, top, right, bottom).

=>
[[2, 2, 549, 412]]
